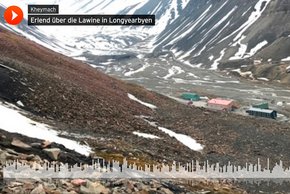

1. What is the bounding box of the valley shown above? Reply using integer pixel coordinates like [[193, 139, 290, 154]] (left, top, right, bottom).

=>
[[88, 51, 290, 119], [0, 25, 290, 193]]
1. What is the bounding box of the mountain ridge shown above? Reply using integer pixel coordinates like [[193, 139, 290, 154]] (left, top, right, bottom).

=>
[[2, 0, 290, 79]]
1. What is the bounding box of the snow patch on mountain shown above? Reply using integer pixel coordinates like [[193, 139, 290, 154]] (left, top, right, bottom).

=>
[[211, 49, 226, 70], [158, 127, 203, 152], [1, 0, 186, 58], [128, 93, 157, 109], [1, 0, 282, 72], [133, 131, 160, 139], [230, 40, 268, 60], [233, 0, 271, 44], [229, 0, 271, 60], [163, 5, 213, 50], [124, 63, 150, 77], [0, 101, 91, 156], [163, 66, 185, 79], [248, 40, 268, 56], [181, 0, 190, 9], [282, 57, 290, 62]]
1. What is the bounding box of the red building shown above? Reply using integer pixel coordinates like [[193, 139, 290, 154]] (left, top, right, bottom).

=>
[[207, 98, 234, 111]]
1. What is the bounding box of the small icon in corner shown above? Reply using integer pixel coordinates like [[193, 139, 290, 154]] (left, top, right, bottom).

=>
[[4, 6, 24, 25]]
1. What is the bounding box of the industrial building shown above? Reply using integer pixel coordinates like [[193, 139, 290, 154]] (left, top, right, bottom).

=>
[[252, 102, 269, 109], [181, 93, 200, 101], [207, 98, 234, 111], [246, 107, 277, 119]]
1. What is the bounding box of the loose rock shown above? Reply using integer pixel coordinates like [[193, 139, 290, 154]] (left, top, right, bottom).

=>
[[30, 184, 46, 194], [11, 138, 31, 150], [43, 148, 61, 160]]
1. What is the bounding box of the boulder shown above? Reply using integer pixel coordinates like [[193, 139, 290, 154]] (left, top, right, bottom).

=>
[[31, 143, 42, 149], [16, 100, 24, 107], [43, 148, 61, 160], [5, 153, 18, 160], [30, 155, 42, 162], [71, 179, 87, 186], [0, 151, 7, 164], [62, 191, 78, 194], [43, 182, 57, 190], [23, 182, 34, 190], [80, 181, 109, 194], [6, 149, 19, 155], [80, 185, 92, 194], [160, 188, 174, 194], [42, 140, 52, 148], [11, 138, 31, 150], [30, 184, 46, 194]]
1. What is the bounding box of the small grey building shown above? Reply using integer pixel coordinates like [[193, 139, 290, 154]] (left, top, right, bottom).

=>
[[246, 107, 277, 119]]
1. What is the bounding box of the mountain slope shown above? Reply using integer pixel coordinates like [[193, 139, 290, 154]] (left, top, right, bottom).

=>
[[2, 0, 290, 70], [154, 0, 290, 68], [2, 23, 290, 194], [3, 0, 290, 69], [0, 27, 154, 132], [1, 27, 290, 167], [0, 0, 189, 57], [0, 26, 207, 163]]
